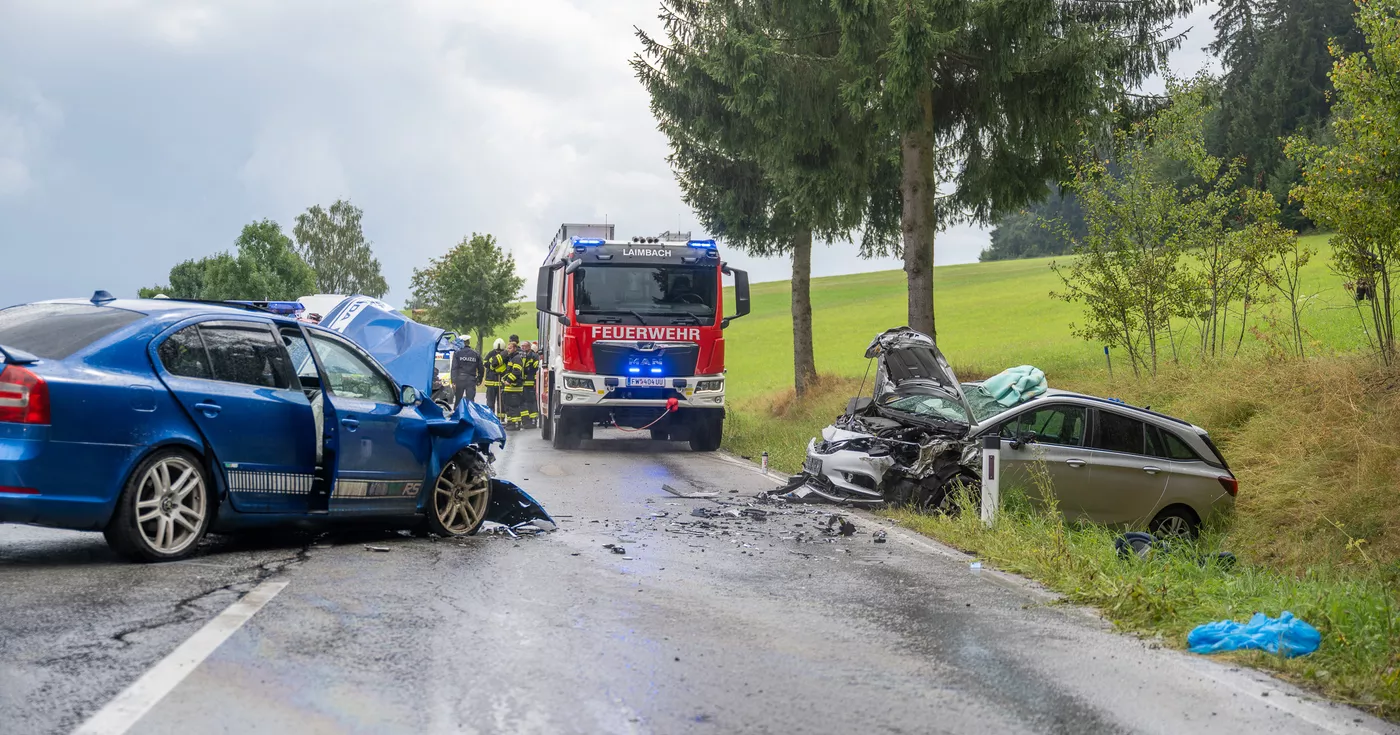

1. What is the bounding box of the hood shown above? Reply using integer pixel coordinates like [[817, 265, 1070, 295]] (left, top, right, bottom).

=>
[[864, 327, 975, 428], [321, 295, 442, 395]]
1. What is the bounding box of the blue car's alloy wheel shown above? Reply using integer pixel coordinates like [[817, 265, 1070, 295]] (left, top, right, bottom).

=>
[[427, 452, 490, 537], [104, 450, 212, 562]]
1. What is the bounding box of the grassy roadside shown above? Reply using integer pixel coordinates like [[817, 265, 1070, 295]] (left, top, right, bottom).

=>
[[884, 494, 1400, 716]]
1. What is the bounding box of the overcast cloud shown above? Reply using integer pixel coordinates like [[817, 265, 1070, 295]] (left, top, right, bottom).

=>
[[0, 0, 1217, 307]]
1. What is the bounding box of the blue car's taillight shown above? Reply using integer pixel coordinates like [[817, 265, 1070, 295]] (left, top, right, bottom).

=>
[[0, 364, 50, 425]]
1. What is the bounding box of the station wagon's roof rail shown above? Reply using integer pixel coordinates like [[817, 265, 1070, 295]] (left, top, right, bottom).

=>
[[143, 298, 280, 314], [1073, 393, 1195, 427]]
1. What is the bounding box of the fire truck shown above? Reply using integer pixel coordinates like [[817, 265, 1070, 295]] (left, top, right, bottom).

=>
[[534, 223, 751, 450]]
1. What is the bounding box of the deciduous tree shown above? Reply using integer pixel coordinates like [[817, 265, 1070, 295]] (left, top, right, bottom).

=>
[[409, 233, 525, 345], [293, 200, 389, 297], [1287, 0, 1400, 364]]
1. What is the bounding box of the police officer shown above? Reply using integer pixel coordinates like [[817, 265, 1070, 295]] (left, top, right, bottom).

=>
[[521, 340, 540, 429], [500, 337, 525, 430], [483, 338, 506, 415], [449, 335, 483, 407]]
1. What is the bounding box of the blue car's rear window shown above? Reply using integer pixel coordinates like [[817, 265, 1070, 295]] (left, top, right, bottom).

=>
[[0, 303, 146, 360]]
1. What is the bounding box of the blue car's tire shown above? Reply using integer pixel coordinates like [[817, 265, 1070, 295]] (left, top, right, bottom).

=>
[[104, 448, 213, 563], [425, 451, 491, 537]]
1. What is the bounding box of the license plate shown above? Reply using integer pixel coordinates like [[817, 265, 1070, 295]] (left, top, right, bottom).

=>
[[804, 456, 822, 475], [628, 377, 667, 387]]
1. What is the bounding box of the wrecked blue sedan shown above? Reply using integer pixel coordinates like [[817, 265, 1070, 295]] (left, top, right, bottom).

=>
[[0, 292, 551, 562]]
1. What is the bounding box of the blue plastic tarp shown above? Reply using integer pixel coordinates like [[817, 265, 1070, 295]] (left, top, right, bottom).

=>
[[1187, 612, 1321, 658], [322, 296, 442, 396]]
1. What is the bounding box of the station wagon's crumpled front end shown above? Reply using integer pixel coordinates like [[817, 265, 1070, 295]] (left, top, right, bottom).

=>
[[322, 296, 552, 530]]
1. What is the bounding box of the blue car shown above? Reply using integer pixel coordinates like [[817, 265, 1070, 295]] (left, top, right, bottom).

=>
[[0, 292, 550, 561]]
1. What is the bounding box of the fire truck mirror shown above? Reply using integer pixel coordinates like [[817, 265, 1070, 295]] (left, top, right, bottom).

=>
[[536, 265, 557, 315], [564, 259, 583, 275], [723, 268, 752, 330]]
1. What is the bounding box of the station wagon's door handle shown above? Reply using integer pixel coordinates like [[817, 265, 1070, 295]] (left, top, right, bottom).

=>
[[341, 418, 360, 431], [1065, 459, 1087, 468], [193, 401, 221, 417], [1143, 466, 1162, 475]]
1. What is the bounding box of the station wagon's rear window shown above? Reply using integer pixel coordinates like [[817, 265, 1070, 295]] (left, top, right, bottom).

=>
[[0, 303, 145, 360]]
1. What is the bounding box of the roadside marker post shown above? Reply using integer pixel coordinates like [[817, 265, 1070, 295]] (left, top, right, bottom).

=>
[[981, 436, 1000, 527]]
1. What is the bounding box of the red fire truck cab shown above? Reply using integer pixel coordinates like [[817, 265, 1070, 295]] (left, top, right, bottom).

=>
[[534, 223, 750, 450]]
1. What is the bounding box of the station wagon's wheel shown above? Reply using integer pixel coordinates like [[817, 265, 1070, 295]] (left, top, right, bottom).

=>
[[426, 451, 491, 537], [104, 449, 212, 562], [919, 468, 980, 516], [1149, 507, 1199, 541]]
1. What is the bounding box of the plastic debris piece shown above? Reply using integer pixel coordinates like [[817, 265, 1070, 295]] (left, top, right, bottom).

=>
[[873, 530, 888, 543], [612, 546, 627, 555], [822, 514, 857, 537], [662, 483, 720, 499], [1188, 612, 1321, 658], [364, 545, 391, 553], [969, 561, 982, 573]]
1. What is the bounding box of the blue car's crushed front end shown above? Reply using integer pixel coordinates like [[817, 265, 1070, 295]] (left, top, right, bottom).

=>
[[325, 298, 551, 530]]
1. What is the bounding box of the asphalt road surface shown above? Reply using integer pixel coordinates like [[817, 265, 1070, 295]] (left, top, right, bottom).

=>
[[1, 429, 1394, 735]]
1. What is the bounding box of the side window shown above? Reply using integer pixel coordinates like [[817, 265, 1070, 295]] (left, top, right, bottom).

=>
[[158, 326, 212, 380], [1162, 430, 1203, 461], [308, 333, 396, 403], [280, 328, 318, 382], [998, 417, 1019, 439], [1094, 410, 1146, 454], [201, 325, 294, 390], [1016, 405, 1086, 446]]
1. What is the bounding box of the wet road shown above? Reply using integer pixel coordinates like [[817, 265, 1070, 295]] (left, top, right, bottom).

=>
[[1, 430, 1394, 735]]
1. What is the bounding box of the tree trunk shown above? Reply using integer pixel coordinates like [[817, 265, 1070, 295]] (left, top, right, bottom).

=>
[[791, 228, 817, 398], [901, 87, 938, 339]]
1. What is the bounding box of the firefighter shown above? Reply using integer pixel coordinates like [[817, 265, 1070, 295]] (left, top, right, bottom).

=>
[[484, 338, 507, 415], [500, 338, 526, 430], [449, 335, 483, 407], [521, 340, 540, 428]]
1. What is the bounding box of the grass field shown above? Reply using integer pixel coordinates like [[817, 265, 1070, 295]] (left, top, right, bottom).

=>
[[496, 233, 1400, 713]]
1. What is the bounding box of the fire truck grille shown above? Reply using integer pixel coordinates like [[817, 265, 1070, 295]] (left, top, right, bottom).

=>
[[592, 343, 699, 378]]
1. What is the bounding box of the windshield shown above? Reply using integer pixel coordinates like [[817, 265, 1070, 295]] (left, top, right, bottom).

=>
[[880, 391, 970, 424], [574, 265, 717, 323], [963, 383, 1015, 423]]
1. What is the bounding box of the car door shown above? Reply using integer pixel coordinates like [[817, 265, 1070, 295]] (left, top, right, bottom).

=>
[[993, 403, 1093, 521], [1084, 409, 1170, 525], [154, 319, 318, 514], [305, 329, 429, 517]]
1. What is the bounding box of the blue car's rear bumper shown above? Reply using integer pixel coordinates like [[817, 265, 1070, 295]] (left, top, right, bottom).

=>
[[0, 424, 132, 530]]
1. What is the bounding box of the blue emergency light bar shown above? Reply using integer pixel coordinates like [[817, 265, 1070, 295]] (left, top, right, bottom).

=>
[[228, 300, 304, 316], [687, 239, 717, 249], [573, 237, 607, 246]]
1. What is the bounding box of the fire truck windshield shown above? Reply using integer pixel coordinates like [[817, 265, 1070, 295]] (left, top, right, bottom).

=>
[[574, 265, 718, 324]]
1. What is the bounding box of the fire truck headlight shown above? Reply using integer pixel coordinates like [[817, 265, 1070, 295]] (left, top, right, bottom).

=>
[[564, 377, 594, 390], [696, 379, 724, 393]]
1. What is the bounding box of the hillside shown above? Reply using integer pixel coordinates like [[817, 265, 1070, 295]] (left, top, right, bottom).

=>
[[496, 233, 1362, 396]]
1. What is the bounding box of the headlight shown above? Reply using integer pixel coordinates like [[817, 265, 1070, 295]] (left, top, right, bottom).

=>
[[696, 379, 723, 392], [564, 377, 593, 390]]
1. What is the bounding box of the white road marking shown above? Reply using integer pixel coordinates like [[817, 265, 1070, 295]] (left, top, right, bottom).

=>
[[71, 580, 288, 735]]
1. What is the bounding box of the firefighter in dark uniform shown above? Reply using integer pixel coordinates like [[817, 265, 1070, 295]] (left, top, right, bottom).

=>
[[500, 337, 526, 430], [521, 340, 540, 428], [484, 338, 507, 415], [449, 336, 483, 407]]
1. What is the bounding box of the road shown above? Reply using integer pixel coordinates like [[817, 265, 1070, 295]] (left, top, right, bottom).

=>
[[1, 429, 1393, 735]]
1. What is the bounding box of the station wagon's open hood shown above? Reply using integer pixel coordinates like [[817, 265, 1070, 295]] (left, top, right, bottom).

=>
[[865, 327, 975, 430], [321, 296, 441, 395]]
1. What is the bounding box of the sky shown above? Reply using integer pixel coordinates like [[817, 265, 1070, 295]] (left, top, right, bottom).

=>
[[0, 0, 1217, 307]]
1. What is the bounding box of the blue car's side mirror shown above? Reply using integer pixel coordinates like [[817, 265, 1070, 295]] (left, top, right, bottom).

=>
[[399, 385, 419, 406]]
